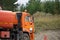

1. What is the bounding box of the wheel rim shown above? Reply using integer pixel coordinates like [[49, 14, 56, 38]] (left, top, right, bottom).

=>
[[24, 36, 28, 40]]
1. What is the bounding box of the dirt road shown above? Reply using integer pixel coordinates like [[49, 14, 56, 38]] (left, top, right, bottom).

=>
[[35, 30, 60, 40]]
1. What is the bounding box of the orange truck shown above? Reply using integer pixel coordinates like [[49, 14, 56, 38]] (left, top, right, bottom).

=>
[[0, 10, 34, 40]]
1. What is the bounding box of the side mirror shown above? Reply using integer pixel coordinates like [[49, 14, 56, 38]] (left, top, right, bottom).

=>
[[32, 16, 34, 23]]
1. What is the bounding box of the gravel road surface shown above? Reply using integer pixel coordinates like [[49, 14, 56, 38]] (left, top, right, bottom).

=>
[[35, 30, 60, 40]]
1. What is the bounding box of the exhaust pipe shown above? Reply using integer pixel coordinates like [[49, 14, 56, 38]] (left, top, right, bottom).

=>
[[16, 13, 23, 40]]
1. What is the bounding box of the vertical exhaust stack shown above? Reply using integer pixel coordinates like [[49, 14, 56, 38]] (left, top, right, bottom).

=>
[[16, 13, 23, 40], [16, 13, 22, 29]]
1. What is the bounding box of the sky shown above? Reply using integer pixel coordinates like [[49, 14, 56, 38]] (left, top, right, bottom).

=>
[[14, 0, 55, 6], [15, 0, 44, 6], [14, 0, 29, 6]]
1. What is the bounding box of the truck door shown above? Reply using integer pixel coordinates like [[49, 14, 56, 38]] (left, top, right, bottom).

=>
[[24, 15, 34, 40], [24, 15, 34, 33]]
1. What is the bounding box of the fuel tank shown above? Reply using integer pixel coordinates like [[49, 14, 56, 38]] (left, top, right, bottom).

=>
[[0, 10, 18, 29]]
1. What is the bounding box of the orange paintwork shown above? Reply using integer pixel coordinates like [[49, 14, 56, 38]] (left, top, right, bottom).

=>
[[22, 12, 34, 40], [0, 10, 17, 28], [0, 10, 34, 40]]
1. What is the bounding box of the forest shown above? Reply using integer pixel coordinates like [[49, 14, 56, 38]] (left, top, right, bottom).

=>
[[0, 0, 60, 15]]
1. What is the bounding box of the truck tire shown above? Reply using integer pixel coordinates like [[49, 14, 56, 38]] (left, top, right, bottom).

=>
[[23, 33, 30, 40]]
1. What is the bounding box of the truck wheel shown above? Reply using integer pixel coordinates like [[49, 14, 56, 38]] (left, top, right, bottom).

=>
[[23, 33, 30, 40]]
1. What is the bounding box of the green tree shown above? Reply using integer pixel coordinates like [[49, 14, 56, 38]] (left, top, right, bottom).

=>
[[0, 0, 17, 11], [20, 0, 60, 15], [20, 4, 26, 12], [44, 1, 55, 14], [26, 0, 41, 15], [54, 0, 59, 14]]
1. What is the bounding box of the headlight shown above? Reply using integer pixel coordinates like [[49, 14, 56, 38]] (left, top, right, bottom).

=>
[[30, 28, 32, 31], [30, 28, 33, 33]]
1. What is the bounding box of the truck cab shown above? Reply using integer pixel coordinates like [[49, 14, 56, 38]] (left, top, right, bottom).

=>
[[0, 10, 34, 40]]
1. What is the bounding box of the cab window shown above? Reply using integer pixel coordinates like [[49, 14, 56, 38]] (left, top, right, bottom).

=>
[[25, 16, 31, 22]]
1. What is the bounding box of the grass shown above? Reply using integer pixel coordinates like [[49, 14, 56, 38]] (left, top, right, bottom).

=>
[[33, 12, 60, 32]]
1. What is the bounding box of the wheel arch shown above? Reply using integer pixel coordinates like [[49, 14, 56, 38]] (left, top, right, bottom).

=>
[[23, 32, 30, 36]]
